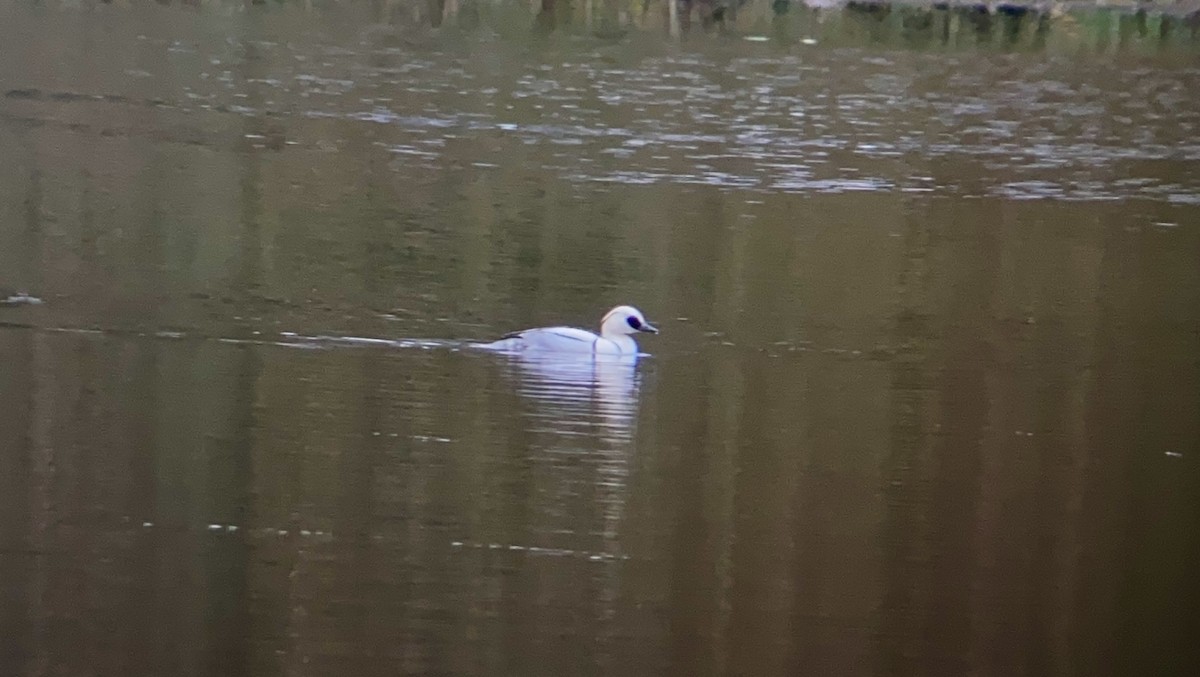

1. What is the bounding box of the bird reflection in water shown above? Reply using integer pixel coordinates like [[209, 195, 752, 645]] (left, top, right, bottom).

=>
[[505, 352, 642, 443], [493, 352, 646, 554]]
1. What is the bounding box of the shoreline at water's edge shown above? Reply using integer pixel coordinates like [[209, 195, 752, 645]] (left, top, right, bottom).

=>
[[806, 0, 1200, 16]]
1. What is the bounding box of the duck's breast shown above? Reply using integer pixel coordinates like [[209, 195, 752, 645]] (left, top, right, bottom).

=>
[[592, 336, 638, 355]]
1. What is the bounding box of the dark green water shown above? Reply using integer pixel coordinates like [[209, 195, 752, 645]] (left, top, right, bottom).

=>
[[1, 3, 1198, 676]]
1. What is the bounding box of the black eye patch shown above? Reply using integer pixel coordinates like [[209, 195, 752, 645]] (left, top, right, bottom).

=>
[[626, 316, 642, 330]]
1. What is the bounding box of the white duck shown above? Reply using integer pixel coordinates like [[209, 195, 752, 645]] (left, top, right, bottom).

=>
[[481, 305, 658, 355]]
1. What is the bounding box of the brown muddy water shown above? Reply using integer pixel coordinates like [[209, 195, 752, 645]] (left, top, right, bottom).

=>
[[1, 3, 1199, 676]]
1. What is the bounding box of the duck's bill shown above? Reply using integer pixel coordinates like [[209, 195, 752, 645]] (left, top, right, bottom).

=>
[[639, 322, 659, 334]]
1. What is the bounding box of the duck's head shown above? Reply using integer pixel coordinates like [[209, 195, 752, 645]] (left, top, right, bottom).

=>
[[601, 305, 658, 337]]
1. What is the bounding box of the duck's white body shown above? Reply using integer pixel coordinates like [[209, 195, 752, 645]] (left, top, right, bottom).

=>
[[486, 326, 639, 355], [481, 305, 658, 355]]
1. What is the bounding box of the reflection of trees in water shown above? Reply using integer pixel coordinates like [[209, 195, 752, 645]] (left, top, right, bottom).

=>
[[871, 194, 1200, 674], [3, 212, 1198, 675]]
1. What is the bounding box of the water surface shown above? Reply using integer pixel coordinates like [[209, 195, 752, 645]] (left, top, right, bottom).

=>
[[1, 3, 1198, 677]]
